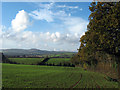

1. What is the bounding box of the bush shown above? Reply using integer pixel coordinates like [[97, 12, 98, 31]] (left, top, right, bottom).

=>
[[71, 54, 80, 65]]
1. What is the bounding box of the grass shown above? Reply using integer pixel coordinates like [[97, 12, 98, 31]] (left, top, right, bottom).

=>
[[45, 58, 71, 65], [8, 58, 71, 65], [48, 53, 76, 58], [8, 58, 44, 65], [2, 63, 118, 88]]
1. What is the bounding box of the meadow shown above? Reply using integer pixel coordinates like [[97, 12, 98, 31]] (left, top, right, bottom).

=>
[[8, 58, 44, 65], [45, 58, 71, 65], [2, 63, 118, 88], [8, 58, 72, 66]]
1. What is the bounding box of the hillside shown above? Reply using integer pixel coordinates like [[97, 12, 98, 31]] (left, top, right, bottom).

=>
[[1, 49, 76, 57]]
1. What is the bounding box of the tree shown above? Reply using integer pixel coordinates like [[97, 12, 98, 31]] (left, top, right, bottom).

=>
[[71, 2, 120, 81], [78, 2, 120, 63]]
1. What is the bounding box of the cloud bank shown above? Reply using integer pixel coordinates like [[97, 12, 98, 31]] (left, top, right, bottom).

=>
[[2, 3, 88, 52]]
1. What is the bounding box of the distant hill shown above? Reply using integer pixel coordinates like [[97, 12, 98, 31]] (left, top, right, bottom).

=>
[[1, 49, 76, 57]]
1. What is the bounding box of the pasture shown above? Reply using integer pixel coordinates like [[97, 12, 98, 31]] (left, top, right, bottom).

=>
[[8, 58, 72, 66], [8, 58, 44, 65], [45, 58, 71, 65], [2, 63, 118, 88]]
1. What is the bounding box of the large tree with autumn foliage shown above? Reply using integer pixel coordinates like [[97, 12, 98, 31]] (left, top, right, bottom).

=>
[[72, 2, 120, 64]]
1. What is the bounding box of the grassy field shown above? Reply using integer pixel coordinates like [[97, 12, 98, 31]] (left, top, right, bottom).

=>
[[8, 58, 44, 65], [8, 58, 71, 66], [45, 58, 71, 65], [2, 63, 118, 88], [48, 53, 76, 58]]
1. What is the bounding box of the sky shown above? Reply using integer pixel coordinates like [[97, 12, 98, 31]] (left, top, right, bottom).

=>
[[1, 2, 91, 52]]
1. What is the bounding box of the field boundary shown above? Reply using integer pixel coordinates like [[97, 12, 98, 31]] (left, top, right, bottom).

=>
[[38, 57, 50, 65]]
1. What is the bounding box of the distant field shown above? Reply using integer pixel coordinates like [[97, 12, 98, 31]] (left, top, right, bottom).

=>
[[8, 58, 71, 66], [45, 58, 71, 65], [48, 53, 76, 58], [2, 63, 118, 88], [8, 58, 44, 65]]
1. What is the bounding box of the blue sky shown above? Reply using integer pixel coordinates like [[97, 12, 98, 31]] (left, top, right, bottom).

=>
[[1, 2, 91, 51]]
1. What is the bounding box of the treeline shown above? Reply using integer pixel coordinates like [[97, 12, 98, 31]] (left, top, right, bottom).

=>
[[71, 2, 120, 79], [37, 62, 75, 67], [1, 53, 19, 64], [37, 57, 75, 67]]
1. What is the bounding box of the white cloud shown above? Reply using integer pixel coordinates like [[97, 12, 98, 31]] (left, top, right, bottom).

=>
[[68, 13, 71, 16], [46, 32, 50, 35], [0, 27, 2, 37], [0, 25, 6, 49], [0, 25, 6, 31], [53, 48, 56, 51], [80, 8, 83, 11], [29, 2, 69, 22], [2, 16, 88, 51], [0, 39, 2, 48], [38, 2, 55, 10], [80, 32, 85, 37], [44, 44, 48, 47], [50, 32, 60, 42], [57, 5, 79, 9], [29, 9, 67, 22], [2, 28, 81, 51], [63, 17, 88, 35], [29, 2, 55, 22], [51, 33, 56, 39], [53, 10, 67, 17], [29, 9, 54, 22], [55, 32, 60, 38], [29, 3, 82, 24], [11, 10, 30, 32], [2, 3, 88, 52]]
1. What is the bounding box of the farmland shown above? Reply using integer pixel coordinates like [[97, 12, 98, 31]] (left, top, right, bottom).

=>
[[8, 58, 73, 66], [45, 58, 71, 65], [2, 63, 118, 88], [1, 1, 120, 89], [8, 58, 44, 65]]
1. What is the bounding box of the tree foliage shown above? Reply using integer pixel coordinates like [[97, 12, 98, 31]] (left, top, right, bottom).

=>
[[72, 2, 120, 64]]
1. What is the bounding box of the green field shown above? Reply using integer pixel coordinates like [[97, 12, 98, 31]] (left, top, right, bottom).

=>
[[9, 58, 44, 65], [8, 58, 71, 66], [48, 53, 76, 58], [45, 58, 71, 65], [2, 63, 118, 88]]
